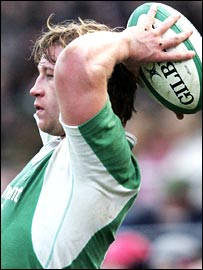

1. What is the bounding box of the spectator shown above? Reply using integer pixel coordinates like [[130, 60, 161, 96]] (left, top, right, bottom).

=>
[[101, 230, 152, 269]]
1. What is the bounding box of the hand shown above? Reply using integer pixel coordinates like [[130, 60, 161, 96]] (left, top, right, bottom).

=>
[[123, 4, 195, 73]]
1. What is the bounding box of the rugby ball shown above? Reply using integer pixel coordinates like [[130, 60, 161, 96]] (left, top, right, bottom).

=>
[[127, 2, 202, 114]]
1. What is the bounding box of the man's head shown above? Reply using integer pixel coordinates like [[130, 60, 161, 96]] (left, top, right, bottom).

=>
[[30, 15, 137, 136]]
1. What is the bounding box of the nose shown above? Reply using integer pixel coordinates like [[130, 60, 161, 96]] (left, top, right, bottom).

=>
[[30, 76, 45, 97]]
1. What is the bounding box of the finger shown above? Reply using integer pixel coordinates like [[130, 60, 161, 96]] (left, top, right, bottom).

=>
[[144, 4, 158, 29], [159, 50, 195, 62], [147, 3, 158, 19], [161, 30, 193, 49], [155, 13, 181, 35]]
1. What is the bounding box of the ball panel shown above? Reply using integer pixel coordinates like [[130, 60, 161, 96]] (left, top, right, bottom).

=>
[[138, 17, 201, 114], [127, 2, 202, 114], [139, 60, 201, 114]]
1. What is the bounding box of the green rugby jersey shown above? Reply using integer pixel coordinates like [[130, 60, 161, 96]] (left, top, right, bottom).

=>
[[1, 99, 141, 269]]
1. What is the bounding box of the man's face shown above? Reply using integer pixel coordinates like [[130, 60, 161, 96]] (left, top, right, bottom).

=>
[[30, 45, 65, 136]]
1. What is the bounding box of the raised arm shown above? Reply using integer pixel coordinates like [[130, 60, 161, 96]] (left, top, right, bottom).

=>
[[54, 4, 194, 126]]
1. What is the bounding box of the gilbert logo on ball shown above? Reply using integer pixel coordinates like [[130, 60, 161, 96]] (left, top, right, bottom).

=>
[[127, 2, 202, 114]]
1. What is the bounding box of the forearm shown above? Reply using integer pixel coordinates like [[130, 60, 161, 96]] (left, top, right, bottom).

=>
[[55, 15, 194, 88], [54, 5, 194, 126], [56, 30, 130, 83]]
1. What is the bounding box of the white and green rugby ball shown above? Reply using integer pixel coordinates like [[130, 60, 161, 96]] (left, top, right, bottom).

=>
[[127, 2, 202, 114]]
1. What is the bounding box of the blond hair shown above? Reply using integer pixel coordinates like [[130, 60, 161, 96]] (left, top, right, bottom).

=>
[[31, 15, 121, 64]]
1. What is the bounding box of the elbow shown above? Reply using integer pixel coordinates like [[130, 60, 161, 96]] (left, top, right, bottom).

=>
[[55, 41, 105, 86], [55, 43, 86, 78]]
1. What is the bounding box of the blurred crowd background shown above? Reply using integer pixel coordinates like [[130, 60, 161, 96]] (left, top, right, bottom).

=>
[[1, 1, 202, 269]]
